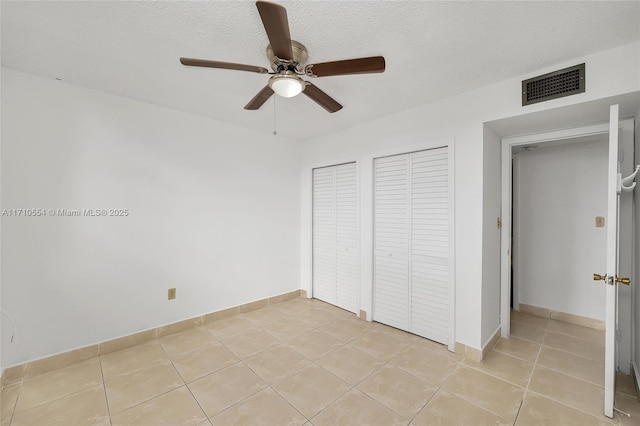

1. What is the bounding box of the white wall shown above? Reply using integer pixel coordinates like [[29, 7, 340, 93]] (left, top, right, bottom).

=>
[[0, 68, 301, 368], [300, 42, 640, 350], [481, 126, 502, 345], [513, 140, 607, 319]]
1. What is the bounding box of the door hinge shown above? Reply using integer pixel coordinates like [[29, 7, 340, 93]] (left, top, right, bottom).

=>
[[497, 218, 502, 229]]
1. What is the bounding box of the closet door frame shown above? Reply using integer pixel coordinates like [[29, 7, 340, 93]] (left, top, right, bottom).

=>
[[310, 158, 361, 314], [370, 138, 455, 351]]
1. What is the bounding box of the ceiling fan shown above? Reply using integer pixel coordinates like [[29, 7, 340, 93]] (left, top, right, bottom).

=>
[[179, 0, 385, 113]]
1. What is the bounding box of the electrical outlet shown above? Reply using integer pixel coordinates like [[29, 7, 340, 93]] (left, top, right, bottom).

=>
[[168, 288, 176, 300], [596, 216, 605, 228]]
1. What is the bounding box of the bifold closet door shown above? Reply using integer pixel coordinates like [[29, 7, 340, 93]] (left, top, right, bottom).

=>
[[312, 163, 358, 313], [373, 147, 450, 344]]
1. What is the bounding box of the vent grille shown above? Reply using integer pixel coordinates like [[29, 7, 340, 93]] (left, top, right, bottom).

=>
[[522, 63, 585, 106]]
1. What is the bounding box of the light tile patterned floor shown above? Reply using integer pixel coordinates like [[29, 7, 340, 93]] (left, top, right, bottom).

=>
[[2, 297, 640, 425]]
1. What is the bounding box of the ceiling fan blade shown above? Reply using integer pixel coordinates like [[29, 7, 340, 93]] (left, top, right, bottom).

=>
[[306, 56, 386, 77], [302, 82, 343, 113], [180, 58, 269, 74], [256, 1, 293, 60], [244, 86, 275, 110]]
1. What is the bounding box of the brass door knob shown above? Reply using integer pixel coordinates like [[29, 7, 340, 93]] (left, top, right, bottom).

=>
[[616, 276, 631, 285], [593, 273, 607, 281]]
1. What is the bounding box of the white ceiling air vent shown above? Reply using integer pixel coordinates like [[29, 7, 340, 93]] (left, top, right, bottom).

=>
[[522, 63, 585, 106]]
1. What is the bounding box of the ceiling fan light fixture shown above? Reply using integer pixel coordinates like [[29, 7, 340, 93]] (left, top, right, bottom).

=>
[[269, 73, 305, 98]]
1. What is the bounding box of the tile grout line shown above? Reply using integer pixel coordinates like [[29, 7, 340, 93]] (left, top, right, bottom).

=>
[[512, 315, 549, 425], [516, 315, 616, 425], [203, 305, 312, 422], [157, 340, 211, 424], [4, 378, 22, 426], [97, 355, 114, 426]]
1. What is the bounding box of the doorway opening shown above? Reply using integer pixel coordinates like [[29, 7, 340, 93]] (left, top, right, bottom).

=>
[[501, 121, 634, 359]]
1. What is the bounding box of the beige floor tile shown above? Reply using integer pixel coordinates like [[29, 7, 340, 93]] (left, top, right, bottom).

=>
[[1, 383, 20, 424], [222, 329, 280, 359], [463, 350, 534, 388], [516, 392, 612, 426], [543, 331, 605, 363], [388, 345, 458, 386], [244, 344, 312, 382], [11, 385, 109, 426], [286, 329, 345, 360], [376, 325, 427, 346], [320, 318, 372, 342], [442, 365, 524, 422], [411, 337, 464, 362], [311, 388, 406, 426], [615, 393, 640, 426], [210, 387, 306, 426], [492, 337, 540, 363], [357, 365, 437, 419], [316, 345, 385, 385], [351, 330, 411, 361], [205, 316, 259, 340], [414, 390, 510, 426], [511, 321, 546, 343], [528, 366, 604, 418], [242, 307, 288, 327], [15, 357, 103, 413], [188, 363, 266, 418], [158, 327, 218, 358], [537, 346, 604, 386], [171, 342, 239, 383], [24, 346, 99, 380], [616, 372, 637, 397], [262, 318, 314, 341], [104, 359, 184, 414], [272, 299, 313, 315], [100, 340, 168, 381], [511, 311, 549, 329], [548, 319, 605, 344], [319, 305, 359, 320], [295, 308, 340, 326], [110, 386, 206, 426], [272, 364, 351, 418]]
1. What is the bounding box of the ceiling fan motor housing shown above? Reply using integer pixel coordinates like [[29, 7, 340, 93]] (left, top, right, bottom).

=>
[[267, 40, 308, 73]]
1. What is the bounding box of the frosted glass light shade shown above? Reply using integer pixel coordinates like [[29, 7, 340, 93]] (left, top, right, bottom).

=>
[[269, 75, 305, 98]]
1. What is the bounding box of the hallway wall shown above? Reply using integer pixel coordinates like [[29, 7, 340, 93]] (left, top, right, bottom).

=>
[[513, 139, 608, 320]]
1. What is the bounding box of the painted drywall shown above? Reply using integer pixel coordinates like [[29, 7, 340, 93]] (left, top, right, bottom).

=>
[[300, 42, 640, 349], [481, 126, 502, 346], [513, 140, 607, 319], [0, 68, 301, 368]]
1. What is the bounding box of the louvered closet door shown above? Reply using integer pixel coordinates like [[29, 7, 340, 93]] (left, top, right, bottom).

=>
[[410, 148, 449, 344], [373, 154, 410, 330], [312, 163, 359, 313], [373, 148, 449, 344]]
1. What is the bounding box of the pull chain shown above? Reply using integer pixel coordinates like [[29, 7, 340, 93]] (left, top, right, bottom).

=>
[[273, 95, 277, 136]]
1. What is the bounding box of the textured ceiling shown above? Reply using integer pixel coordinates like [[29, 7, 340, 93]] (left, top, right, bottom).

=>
[[2, 1, 640, 140]]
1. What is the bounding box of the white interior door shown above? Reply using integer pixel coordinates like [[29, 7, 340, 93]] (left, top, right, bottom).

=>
[[604, 104, 620, 418]]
